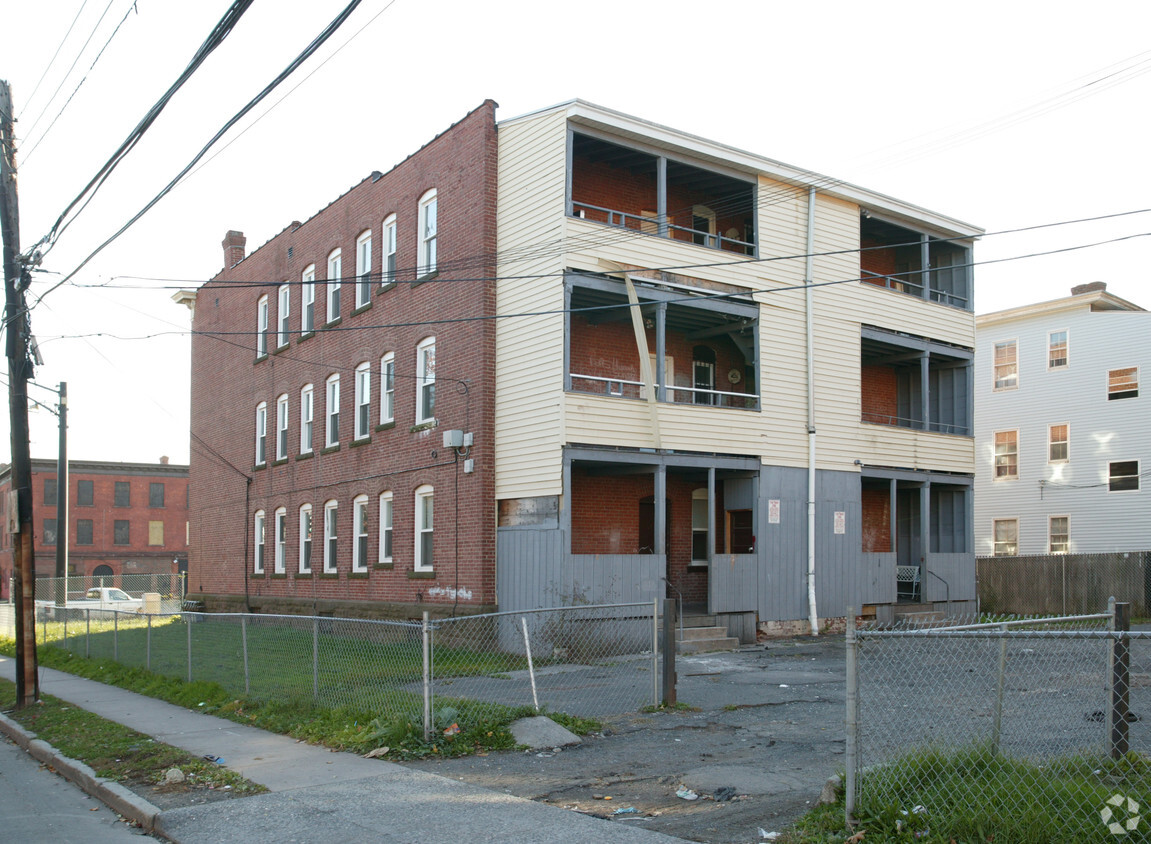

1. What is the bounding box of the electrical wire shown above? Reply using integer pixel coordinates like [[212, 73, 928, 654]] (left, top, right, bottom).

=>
[[31, 0, 258, 262], [32, 0, 366, 307], [17, 0, 93, 125]]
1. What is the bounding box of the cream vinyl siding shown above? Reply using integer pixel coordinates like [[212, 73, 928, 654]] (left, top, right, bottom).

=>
[[495, 108, 569, 499], [495, 104, 977, 500]]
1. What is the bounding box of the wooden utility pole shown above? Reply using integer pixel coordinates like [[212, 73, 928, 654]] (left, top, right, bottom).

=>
[[1, 79, 40, 707]]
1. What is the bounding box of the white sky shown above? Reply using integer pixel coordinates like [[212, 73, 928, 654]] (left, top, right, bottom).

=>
[[3, 0, 1150, 467]]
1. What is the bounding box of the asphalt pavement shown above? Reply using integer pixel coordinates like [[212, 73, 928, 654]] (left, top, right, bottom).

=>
[[0, 655, 684, 843]]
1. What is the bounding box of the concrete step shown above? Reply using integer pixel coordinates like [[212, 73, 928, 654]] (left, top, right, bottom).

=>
[[681, 614, 717, 628], [894, 610, 946, 626], [677, 634, 740, 655], [678, 625, 730, 642]]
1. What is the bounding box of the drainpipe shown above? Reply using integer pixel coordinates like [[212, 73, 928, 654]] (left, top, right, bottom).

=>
[[805, 186, 819, 636]]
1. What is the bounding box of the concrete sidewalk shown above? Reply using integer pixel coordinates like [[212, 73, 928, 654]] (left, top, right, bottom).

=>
[[0, 656, 681, 842]]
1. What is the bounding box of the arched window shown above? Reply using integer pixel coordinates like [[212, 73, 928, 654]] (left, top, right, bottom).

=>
[[276, 394, 289, 460], [255, 402, 268, 465], [323, 500, 338, 573], [299, 504, 313, 574], [352, 494, 369, 572], [414, 485, 434, 571], [355, 230, 372, 308], [301, 265, 316, 333], [417, 189, 437, 278], [378, 491, 393, 565], [326, 374, 340, 447], [253, 510, 266, 574], [326, 248, 342, 322], [300, 384, 314, 454], [416, 337, 436, 424], [277, 283, 290, 348], [354, 362, 371, 440], [274, 507, 287, 574], [256, 295, 269, 356]]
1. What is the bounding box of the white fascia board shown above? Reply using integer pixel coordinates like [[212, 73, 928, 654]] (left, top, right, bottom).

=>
[[506, 99, 983, 241], [977, 291, 1147, 326]]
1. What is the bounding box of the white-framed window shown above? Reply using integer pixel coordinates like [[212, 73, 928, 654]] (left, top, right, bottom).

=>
[[355, 230, 372, 309], [381, 352, 395, 424], [254, 510, 266, 573], [299, 503, 313, 574], [1048, 423, 1069, 463], [255, 402, 268, 466], [353, 494, 369, 573], [326, 248, 342, 322], [416, 337, 436, 424], [354, 362, 371, 440], [301, 265, 316, 333], [256, 295, 269, 357], [379, 491, 393, 565], [1109, 460, 1140, 493], [274, 507, 287, 574], [418, 188, 437, 278], [992, 518, 1017, 556], [1049, 515, 1069, 554], [326, 374, 340, 447], [993, 430, 1018, 480], [691, 488, 709, 564], [276, 394, 289, 461], [1108, 367, 1138, 400], [277, 283, 290, 348], [415, 484, 434, 571], [1048, 330, 1068, 370], [993, 340, 1017, 391], [383, 214, 397, 286], [323, 499, 338, 573], [300, 383, 314, 454]]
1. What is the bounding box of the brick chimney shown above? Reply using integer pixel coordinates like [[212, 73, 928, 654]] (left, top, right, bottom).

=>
[[159, 455, 169, 465], [222, 230, 247, 269], [1071, 281, 1107, 296]]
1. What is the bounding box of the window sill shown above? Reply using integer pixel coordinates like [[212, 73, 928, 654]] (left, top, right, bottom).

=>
[[251, 572, 265, 580], [379, 281, 397, 293], [294, 571, 313, 578], [323, 317, 343, 329], [408, 570, 435, 579], [272, 458, 289, 467], [688, 562, 709, 570], [254, 353, 268, 364], [349, 570, 369, 579], [299, 330, 315, 342], [270, 573, 287, 580], [412, 270, 438, 288], [254, 463, 267, 471], [321, 444, 341, 455], [296, 451, 314, 461], [350, 436, 372, 448], [272, 344, 290, 355], [320, 571, 340, 579], [375, 421, 395, 432], [410, 420, 436, 433], [374, 562, 394, 570], [351, 303, 372, 317]]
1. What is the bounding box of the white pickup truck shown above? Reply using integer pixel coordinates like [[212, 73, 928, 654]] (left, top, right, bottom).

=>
[[37, 587, 151, 618]]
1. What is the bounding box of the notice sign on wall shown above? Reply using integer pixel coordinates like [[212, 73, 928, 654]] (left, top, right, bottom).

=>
[[768, 499, 780, 524], [834, 511, 846, 535]]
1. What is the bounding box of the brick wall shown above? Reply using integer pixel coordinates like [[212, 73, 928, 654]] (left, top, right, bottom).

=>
[[861, 364, 898, 423], [861, 486, 891, 553], [189, 101, 499, 614]]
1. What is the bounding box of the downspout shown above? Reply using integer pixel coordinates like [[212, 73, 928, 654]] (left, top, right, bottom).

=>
[[805, 186, 819, 636]]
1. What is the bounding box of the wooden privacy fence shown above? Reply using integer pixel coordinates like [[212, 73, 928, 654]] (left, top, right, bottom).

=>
[[977, 551, 1151, 617]]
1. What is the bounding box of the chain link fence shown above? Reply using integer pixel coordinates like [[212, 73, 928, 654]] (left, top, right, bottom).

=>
[[847, 602, 1151, 841], [11, 601, 660, 737]]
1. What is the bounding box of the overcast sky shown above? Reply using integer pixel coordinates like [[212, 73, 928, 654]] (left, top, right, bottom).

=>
[[4, 0, 1150, 467]]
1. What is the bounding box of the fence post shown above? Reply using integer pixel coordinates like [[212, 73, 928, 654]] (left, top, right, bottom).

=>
[[1107, 596, 1116, 748], [1111, 601, 1131, 759], [521, 617, 540, 712], [113, 611, 119, 661], [63, 611, 67, 650], [651, 598, 659, 707], [85, 608, 90, 659], [146, 614, 152, 671], [991, 622, 1008, 753], [422, 612, 432, 742], [662, 598, 676, 706], [242, 614, 250, 695], [186, 611, 192, 683], [845, 607, 857, 827], [312, 618, 319, 703]]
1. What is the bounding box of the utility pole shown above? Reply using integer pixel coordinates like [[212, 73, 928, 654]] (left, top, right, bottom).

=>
[[1, 79, 40, 707], [55, 382, 67, 606]]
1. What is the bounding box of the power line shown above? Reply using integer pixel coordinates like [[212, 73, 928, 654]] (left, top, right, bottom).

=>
[[17, 0, 93, 124], [31, 0, 367, 307]]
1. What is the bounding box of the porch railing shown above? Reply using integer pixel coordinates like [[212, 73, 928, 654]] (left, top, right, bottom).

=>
[[570, 372, 759, 410], [571, 201, 755, 254], [861, 410, 970, 436]]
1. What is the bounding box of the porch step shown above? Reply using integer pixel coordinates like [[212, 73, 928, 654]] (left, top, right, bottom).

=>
[[675, 620, 738, 655], [681, 613, 717, 629]]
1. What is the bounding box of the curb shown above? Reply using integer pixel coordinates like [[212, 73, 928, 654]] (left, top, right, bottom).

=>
[[0, 710, 162, 833]]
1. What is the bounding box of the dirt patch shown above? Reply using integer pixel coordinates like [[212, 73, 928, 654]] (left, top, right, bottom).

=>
[[403, 637, 846, 842]]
